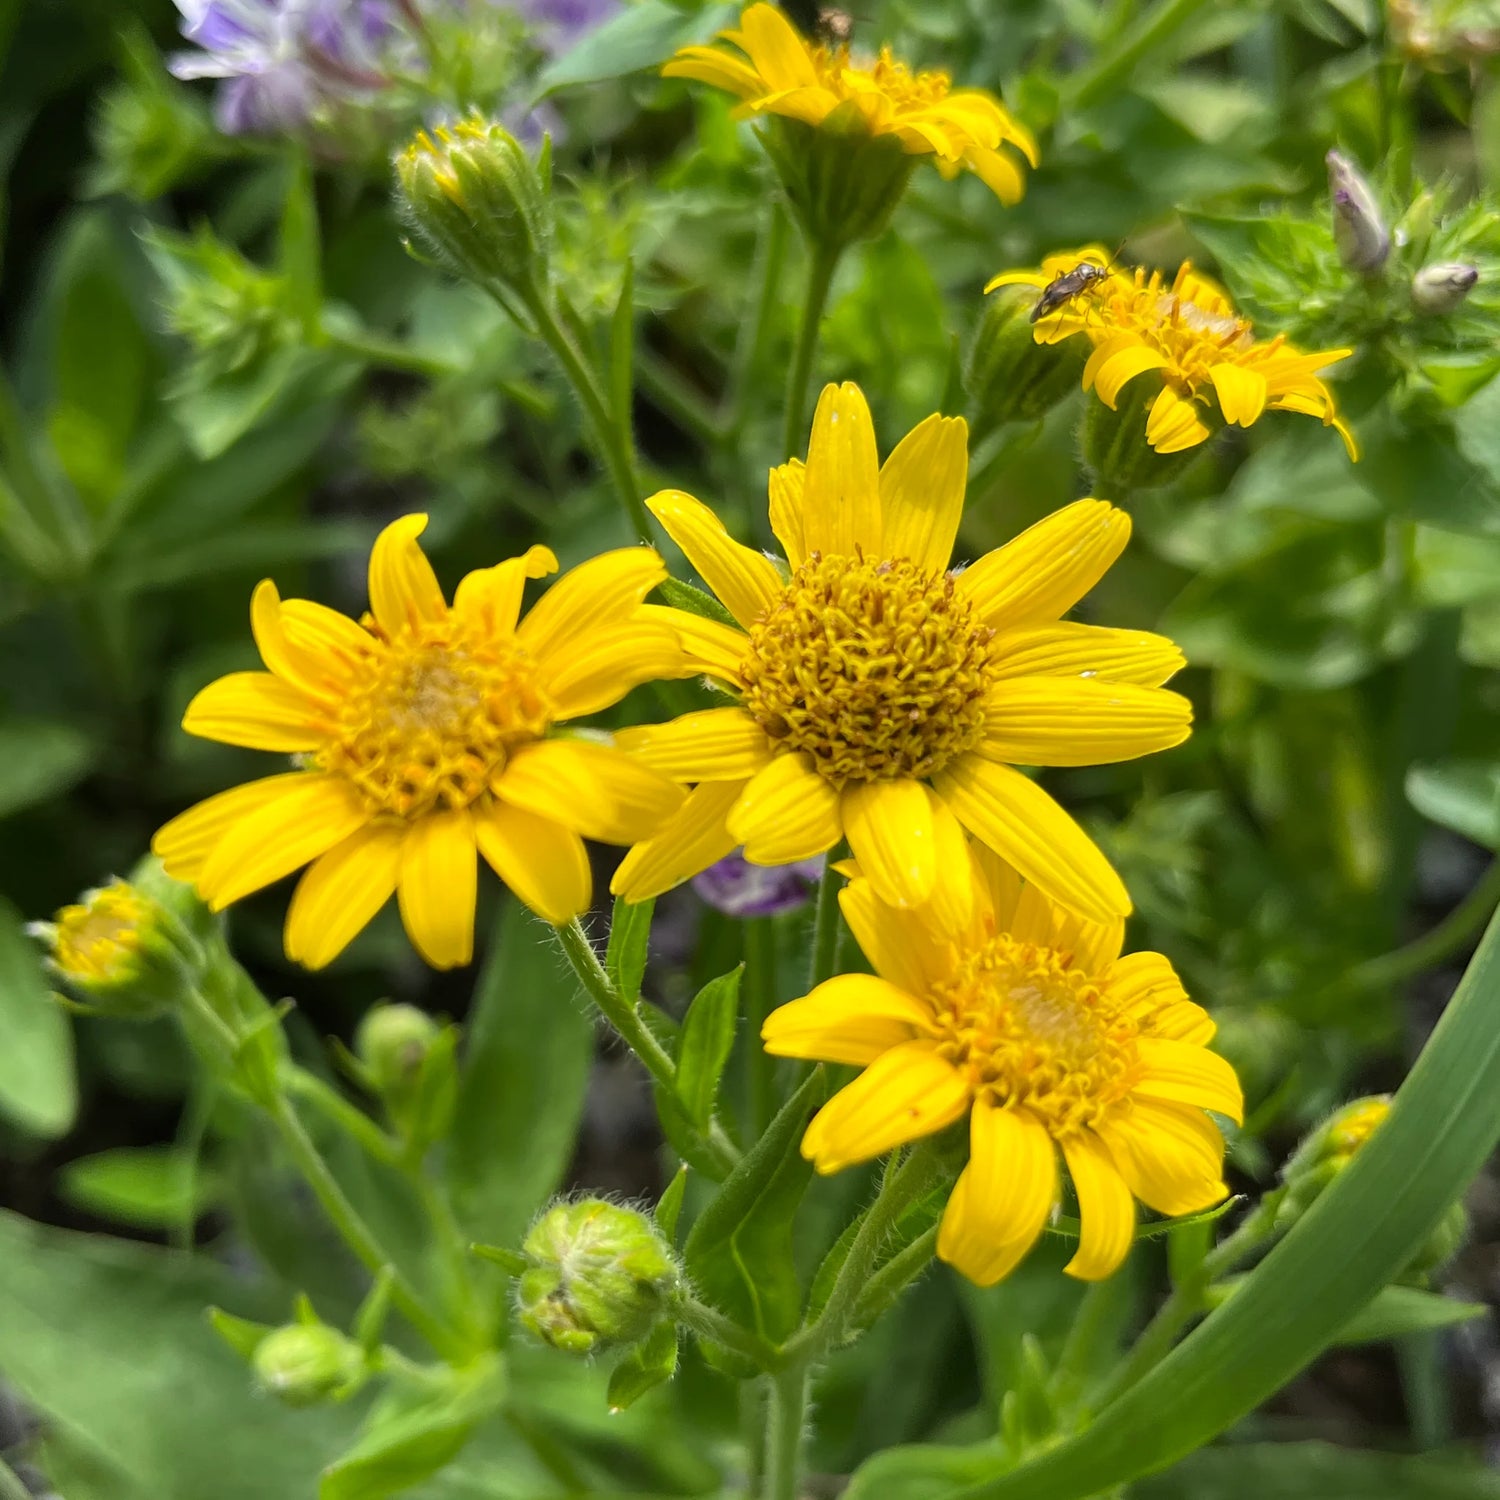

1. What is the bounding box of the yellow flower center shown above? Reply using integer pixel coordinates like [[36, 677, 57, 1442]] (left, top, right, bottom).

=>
[[55, 885, 150, 984], [931, 934, 1140, 1135], [1094, 266, 1256, 392], [317, 622, 553, 819], [739, 552, 994, 786]]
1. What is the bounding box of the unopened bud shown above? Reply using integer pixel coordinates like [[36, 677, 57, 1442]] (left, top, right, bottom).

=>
[[251, 1323, 365, 1407], [1327, 150, 1390, 276], [1412, 262, 1479, 314], [1082, 374, 1206, 497], [1405, 1198, 1468, 1280], [516, 1198, 680, 1356], [966, 284, 1089, 439], [356, 1003, 439, 1102], [395, 117, 553, 309], [1276, 1095, 1390, 1229]]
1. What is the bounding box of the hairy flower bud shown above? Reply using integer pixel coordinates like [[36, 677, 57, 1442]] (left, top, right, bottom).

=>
[[395, 117, 553, 310], [516, 1199, 680, 1356], [1412, 261, 1479, 314], [966, 284, 1089, 439], [251, 1323, 365, 1407], [1276, 1095, 1390, 1229], [356, 1003, 439, 1101], [1327, 150, 1390, 276], [1082, 375, 1207, 497]]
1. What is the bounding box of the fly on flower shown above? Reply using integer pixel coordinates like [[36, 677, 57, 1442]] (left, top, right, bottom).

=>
[[153, 516, 687, 970]]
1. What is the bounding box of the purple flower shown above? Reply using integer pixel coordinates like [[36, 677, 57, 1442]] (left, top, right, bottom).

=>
[[693, 853, 824, 920], [518, 0, 618, 53]]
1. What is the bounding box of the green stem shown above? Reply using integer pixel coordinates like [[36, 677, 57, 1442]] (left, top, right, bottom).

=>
[[1066, 0, 1207, 109], [728, 203, 790, 442], [529, 294, 653, 543], [744, 918, 780, 1136], [850, 1223, 939, 1329], [637, 351, 725, 446], [764, 1363, 811, 1500], [781, 238, 844, 461], [0, 1453, 32, 1500], [286, 1065, 402, 1165], [676, 1292, 780, 1370], [807, 857, 843, 990], [557, 919, 740, 1175], [322, 324, 457, 379]]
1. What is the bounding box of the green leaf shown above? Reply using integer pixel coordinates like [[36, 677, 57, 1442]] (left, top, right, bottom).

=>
[[653, 1083, 725, 1176], [911, 902, 1500, 1500], [279, 150, 322, 329], [655, 1164, 688, 1242], [657, 574, 738, 626], [606, 1320, 679, 1413], [676, 965, 741, 1129], [0, 900, 75, 1138], [605, 893, 654, 1003], [59, 1146, 219, 1231], [206, 1306, 273, 1362], [534, 1, 738, 96], [0, 717, 95, 818], [447, 901, 593, 1245], [1407, 761, 1500, 849], [1328, 1284, 1484, 1346], [683, 1070, 823, 1341]]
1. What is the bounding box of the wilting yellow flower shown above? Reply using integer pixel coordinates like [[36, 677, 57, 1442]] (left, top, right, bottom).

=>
[[611, 382, 1192, 924], [763, 846, 1243, 1284], [664, 4, 1038, 203], [987, 247, 1358, 458], [153, 516, 686, 970]]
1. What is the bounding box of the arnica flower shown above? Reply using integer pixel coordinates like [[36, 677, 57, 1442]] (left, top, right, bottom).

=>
[[986, 248, 1358, 459], [663, 4, 1038, 205], [153, 515, 686, 970], [611, 382, 1192, 925], [762, 846, 1244, 1285]]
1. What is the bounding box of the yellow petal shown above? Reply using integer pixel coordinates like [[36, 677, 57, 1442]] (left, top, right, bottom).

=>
[[989, 623, 1185, 687], [182, 671, 328, 752], [1209, 363, 1268, 427], [800, 382, 881, 559], [956, 499, 1131, 630], [451, 544, 558, 634], [923, 788, 975, 934], [1047, 906, 1125, 976], [398, 809, 477, 969], [284, 822, 403, 970], [542, 619, 689, 720], [970, 840, 1024, 932], [647, 489, 783, 630], [614, 707, 775, 782], [662, 48, 764, 98], [368, 513, 447, 639], [979, 679, 1193, 767], [474, 801, 591, 925], [983, 268, 1053, 293], [761, 973, 936, 1065], [1088, 346, 1170, 410], [936, 1100, 1056, 1286], [152, 772, 313, 882], [197, 774, 370, 909], [877, 413, 968, 574], [251, 580, 343, 700], [1134, 1039, 1244, 1124], [738, 1, 819, 90], [933, 755, 1130, 922], [768, 459, 806, 568], [496, 739, 685, 845], [963, 144, 1025, 205], [638, 604, 749, 686], [727, 752, 843, 864], [800, 1041, 969, 1174], [1062, 1130, 1136, 1280], [838, 877, 948, 995], [1106, 952, 1207, 1038], [1146, 386, 1211, 455], [518, 547, 666, 661], [840, 778, 937, 909], [279, 598, 379, 684], [1097, 1099, 1227, 1219], [609, 780, 745, 901]]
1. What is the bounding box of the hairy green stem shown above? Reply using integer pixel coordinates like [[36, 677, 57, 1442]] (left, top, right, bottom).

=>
[[851, 1222, 939, 1329], [676, 1292, 780, 1370], [782, 238, 843, 461], [764, 1363, 811, 1500], [728, 203, 790, 442], [744, 918, 780, 1136], [807, 858, 843, 990]]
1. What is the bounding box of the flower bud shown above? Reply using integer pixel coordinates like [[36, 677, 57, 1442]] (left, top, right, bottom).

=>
[[1412, 262, 1479, 315], [516, 1198, 680, 1356], [1082, 375, 1206, 498], [1405, 1198, 1468, 1280], [756, 111, 916, 252], [966, 284, 1089, 439], [1275, 1095, 1390, 1230], [395, 117, 553, 310], [355, 1003, 439, 1102], [1327, 150, 1389, 276], [251, 1323, 365, 1407]]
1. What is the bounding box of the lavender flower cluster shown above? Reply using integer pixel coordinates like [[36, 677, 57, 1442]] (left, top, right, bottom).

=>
[[170, 0, 616, 135]]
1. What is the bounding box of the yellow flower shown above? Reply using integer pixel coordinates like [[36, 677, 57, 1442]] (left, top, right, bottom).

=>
[[45, 881, 155, 987], [762, 846, 1243, 1285], [611, 382, 1192, 924], [153, 516, 687, 970], [664, 4, 1038, 204], [986, 247, 1358, 458]]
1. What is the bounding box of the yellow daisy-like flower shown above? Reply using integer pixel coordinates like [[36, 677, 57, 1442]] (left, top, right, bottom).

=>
[[763, 845, 1243, 1285], [987, 247, 1358, 458], [153, 516, 686, 971], [46, 881, 155, 988], [610, 382, 1193, 925], [664, 3, 1039, 204]]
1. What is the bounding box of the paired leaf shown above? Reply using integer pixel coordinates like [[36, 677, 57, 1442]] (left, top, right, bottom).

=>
[[0, 900, 76, 1137], [605, 893, 654, 1003], [606, 1320, 679, 1413], [59, 1146, 219, 1231], [676, 966, 741, 1129]]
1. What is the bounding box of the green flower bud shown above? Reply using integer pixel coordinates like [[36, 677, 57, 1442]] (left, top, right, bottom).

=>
[[965, 284, 1089, 440], [1404, 1199, 1468, 1281], [1082, 375, 1206, 498], [1412, 262, 1479, 315], [516, 1199, 680, 1356], [1275, 1095, 1390, 1230], [395, 117, 553, 310], [251, 1323, 365, 1407], [1326, 150, 1389, 277], [756, 110, 916, 253], [356, 1003, 440, 1102]]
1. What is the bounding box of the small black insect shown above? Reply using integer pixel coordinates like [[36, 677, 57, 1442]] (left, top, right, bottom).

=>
[[1029, 261, 1113, 323]]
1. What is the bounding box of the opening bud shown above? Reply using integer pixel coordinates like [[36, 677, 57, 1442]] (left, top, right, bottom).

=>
[[395, 117, 553, 310], [1276, 1095, 1390, 1228], [966, 284, 1089, 440], [516, 1198, 680, 1356], [251, 1322, 366, 1407], [1411, 262, 1479, 315], [1326, 150, 1390, 276]]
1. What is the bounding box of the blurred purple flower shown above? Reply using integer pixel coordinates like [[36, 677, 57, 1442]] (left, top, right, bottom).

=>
[[693, 853, 824, 920], [520, 0, 618, 52]]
